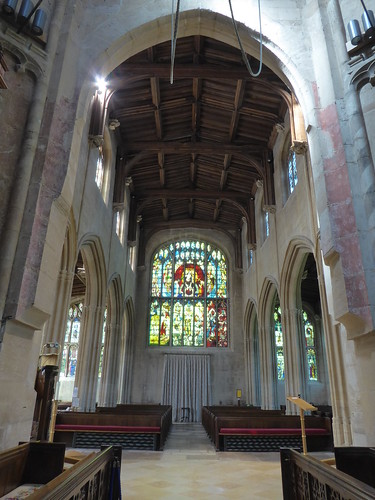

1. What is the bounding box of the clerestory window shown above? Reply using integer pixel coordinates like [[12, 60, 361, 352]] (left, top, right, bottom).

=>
[[149, 240, 228, 347]]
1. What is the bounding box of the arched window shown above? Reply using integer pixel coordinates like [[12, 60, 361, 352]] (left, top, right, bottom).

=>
[[303, 310, 318, 381], [274, 304, 284, 380], [264, 211, 270, 238], [60, 302, 82, 379], [287, 148, 298, 194], [149, 240, 228, 347], [95, 146, 104, 190]]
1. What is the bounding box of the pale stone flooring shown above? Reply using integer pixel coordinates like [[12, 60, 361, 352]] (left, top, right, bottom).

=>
[[120, 423, 284, 499]]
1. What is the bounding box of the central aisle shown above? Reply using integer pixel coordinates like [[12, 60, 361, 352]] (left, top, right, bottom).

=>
[[120, 423, 283, 499]]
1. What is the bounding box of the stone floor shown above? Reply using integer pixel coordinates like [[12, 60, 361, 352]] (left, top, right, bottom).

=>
[[120, 423, 284, 499]]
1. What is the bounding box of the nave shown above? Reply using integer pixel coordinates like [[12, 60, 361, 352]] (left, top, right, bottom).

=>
[[120, 423, 283, 499]]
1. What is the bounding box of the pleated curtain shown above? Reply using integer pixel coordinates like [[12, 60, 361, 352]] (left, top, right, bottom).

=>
[[161, 354, 212, 422]]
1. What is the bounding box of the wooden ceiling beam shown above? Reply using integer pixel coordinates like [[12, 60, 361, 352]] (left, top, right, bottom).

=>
[[110, 63, 285, 83], [150, 77, 163, 140], [135, 189, 249, 200], [124, 141, 263, 155], [229, 79, 246, 142]]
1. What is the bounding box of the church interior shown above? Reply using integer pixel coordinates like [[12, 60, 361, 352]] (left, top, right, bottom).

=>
[[1, 0, 375, 497]]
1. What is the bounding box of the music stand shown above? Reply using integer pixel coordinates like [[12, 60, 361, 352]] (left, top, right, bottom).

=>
[[287, 396, 317, 455]]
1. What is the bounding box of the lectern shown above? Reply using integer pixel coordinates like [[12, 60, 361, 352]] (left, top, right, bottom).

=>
[[287, 396, 317, 455]]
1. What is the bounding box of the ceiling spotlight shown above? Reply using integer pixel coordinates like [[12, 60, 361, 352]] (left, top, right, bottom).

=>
[[31, 8, 46, 36], [2, 0, 18, 15], [95, 76, 107, 94], [348, 19, 362, 45], [362, 9, 375, 39]]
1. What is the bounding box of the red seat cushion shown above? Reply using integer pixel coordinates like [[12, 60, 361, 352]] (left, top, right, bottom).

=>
[[219, 427, 329, 435], [54, 424, 160, 433]]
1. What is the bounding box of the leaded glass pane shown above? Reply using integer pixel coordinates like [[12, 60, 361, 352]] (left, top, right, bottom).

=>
[[149, 299, 160, 345], [172, 300, 183, 346], [274, 305, 284, 380], [160, 301, 171, 346], [288, 150, 298, 194], [265, 211, 270, 238], [61, 302, 82, 378], [149, 240, 228, 348], [303, 310, 318, 381]]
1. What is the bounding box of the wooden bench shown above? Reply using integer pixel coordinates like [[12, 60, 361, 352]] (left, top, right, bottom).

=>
[[280, 447, 375, 499], [0, 442, 120, 500], [0, 442, 65, 499], [334, 446, 375, 488], [209, 414, 332, 451], [54, 405, 172, 450]]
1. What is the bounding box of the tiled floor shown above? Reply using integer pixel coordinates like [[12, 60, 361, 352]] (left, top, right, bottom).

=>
[[120, 423, 284, 499]]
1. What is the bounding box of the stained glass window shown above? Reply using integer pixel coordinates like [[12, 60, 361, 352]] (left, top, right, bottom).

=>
[[149, 240, 228, 347], [303, 310, 318, 381], [274, 304, 284, 380], [288, 149, 298, 194], [60, 302, 82, 378], [95, 146, 104, 190], [265, 211, 270, 238]]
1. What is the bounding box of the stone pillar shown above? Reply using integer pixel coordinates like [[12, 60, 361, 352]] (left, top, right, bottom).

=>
[[75, 305, 105, 412], [42, 270, 74, 354], [98, 323, 121, 407], [259, 323, 276, 409]]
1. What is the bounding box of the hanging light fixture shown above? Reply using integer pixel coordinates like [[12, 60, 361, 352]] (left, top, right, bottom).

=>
[[169, 0, 264, 82], [347, 0, 375, 46]]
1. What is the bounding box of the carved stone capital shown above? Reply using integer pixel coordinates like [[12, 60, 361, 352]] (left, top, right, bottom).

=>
[[291, 140, 308, 154]]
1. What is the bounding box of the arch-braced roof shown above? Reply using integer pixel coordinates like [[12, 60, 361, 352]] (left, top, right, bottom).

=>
[[107, 35, 290, 244]]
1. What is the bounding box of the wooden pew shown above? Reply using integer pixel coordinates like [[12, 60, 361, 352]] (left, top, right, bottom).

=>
[[0, 442, 65, 498], [334, 447, 375, 488], [0, 444, 119, 500], [54, 405, 172, 450], [212, 414, 331, 451], [280, 448, 375, 499], [201, 406, 286, 449]]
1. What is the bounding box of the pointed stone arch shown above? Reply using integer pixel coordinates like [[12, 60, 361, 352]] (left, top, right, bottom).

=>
[[98, 274, 123, 407], [74, 235, 107, 411], [244, 299, 261, 407], [119, 296, 136, 403], [258, 277, 281, 409]]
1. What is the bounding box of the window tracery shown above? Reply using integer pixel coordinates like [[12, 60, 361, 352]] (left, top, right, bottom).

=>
[[149, 240, 228, 347]]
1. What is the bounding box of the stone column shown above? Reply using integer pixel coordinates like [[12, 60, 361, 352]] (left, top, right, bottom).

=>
[[98, 323, 121, 407], [75, 305, 106, 412]]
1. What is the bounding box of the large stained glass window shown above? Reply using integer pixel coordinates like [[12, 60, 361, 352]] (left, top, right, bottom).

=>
[[149, 240, 228, 347], [274, 304, 284, 380], [303, 310, 318, 381], [60, 302, 82, 378]]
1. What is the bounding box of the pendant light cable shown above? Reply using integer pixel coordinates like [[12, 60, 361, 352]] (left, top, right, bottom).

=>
[[229, 0, 263, 77]]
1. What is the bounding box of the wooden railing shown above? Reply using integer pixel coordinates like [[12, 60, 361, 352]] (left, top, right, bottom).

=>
[[280, 448, 375, 500]]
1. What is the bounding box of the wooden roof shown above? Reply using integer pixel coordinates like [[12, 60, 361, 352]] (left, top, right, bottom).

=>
[[107, 35, 290, 256]]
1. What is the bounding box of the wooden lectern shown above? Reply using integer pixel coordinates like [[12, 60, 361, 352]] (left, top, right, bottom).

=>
[[287, 396, 317, 455]]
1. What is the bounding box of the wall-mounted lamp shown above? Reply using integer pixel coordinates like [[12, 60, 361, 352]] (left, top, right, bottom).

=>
[[348, 8, 375, 46], [1, 0, 47, 37]]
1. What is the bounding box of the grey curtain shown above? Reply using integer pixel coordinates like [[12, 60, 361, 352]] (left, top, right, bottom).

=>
[[161, 354, 212, 422]]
